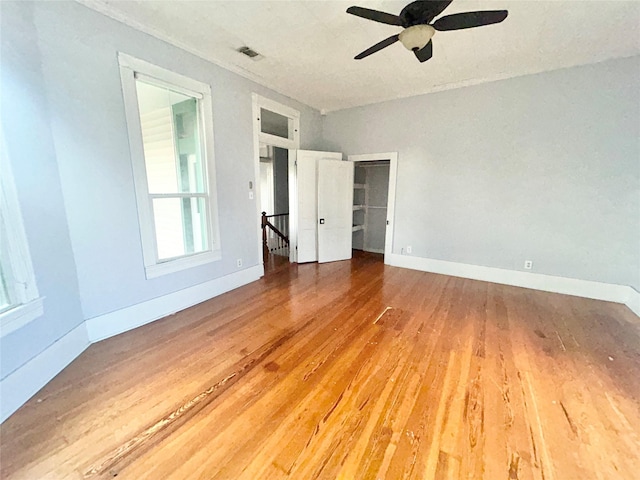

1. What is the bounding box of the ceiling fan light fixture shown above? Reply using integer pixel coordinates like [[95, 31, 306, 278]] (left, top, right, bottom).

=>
[[398, 24, 435, 51]]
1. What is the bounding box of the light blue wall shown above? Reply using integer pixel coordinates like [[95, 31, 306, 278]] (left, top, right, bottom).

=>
[[323, 57, 640, 290], [0, 0, 322, 387], [28, 1, 323, 320], [0, 2, 85, 378]]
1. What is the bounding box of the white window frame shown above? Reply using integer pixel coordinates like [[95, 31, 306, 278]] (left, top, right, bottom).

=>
[[118, 53, 221, 279], [0, 131, 43, 338]]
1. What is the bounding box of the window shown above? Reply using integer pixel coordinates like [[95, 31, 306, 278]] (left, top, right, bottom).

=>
[[260, 108, 291, 140], [0, 132, 43, 337], [253, 94, 300, 150], [119, 54, 221, 278]]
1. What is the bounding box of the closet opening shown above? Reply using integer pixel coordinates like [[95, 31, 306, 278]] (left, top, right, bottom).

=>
[[352, 160, 390, 259]]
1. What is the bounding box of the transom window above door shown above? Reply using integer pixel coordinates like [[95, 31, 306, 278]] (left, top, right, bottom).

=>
[[253, 94, 300, 150], [260, 108, 292, 140]]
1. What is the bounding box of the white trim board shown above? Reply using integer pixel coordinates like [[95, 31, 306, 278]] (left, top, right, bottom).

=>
[[1, 298, 44, 339], [626, 288, 640, 317], [86, 265, 263, 342], [387, 253, 639, 316], [0, 322, 90, 423]]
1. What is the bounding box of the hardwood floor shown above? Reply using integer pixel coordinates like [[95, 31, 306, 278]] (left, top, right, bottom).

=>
[[2, 252, 639, 479]]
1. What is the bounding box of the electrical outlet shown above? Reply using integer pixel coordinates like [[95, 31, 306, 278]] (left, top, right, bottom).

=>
[[406, 246, 412, 254], [236, 258, 243, 268], [524, 260, 533, 270]]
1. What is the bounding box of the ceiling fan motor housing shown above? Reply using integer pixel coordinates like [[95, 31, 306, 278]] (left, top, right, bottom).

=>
[[399, 24, 435, 51]]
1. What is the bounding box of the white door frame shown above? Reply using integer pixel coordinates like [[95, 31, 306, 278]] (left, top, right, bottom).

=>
[[252, 94, 300, 271], [348, 152, 398, 263]]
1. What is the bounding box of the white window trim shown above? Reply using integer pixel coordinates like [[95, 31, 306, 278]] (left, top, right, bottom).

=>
[[0, 132, 44, 338], [118, 53, 221, 279], [1, 299, 44, 338]]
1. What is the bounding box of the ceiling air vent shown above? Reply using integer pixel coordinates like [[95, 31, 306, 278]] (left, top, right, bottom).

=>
[[237, 46, 263, 61]]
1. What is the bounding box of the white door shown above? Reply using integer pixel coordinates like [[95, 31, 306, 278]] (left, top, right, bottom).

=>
[[317, 159, 354, 263], [293, 150, 342, 263]]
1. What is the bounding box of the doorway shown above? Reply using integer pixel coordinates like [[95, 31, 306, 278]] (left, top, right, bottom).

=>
[[352, 160, 390, 255], [252, 94, 300, 272], [348, 152, 398, 263], [259, 143, 289, 259]]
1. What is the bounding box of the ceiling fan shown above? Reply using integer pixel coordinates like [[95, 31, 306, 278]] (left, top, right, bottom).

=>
[[347, 1, 508, 63]]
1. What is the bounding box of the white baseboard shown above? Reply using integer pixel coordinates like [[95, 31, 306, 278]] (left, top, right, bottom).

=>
[[387, 254, 637, 315], [625, 287, 640, 317], [86, 265, 263, 342], [0, 322, 90, 423]]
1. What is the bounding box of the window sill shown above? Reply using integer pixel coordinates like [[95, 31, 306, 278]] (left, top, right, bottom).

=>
[[0, 298, 44, 338], [145, 250, 222, 279]]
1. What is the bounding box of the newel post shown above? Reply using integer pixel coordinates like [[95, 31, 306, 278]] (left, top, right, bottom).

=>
[[261, 212, 268, 261]]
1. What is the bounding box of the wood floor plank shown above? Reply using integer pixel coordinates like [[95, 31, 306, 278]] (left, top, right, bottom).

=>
[[1, 252, 639, 479]]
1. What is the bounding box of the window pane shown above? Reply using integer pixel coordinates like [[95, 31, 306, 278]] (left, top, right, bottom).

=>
[[152, 197, 209, 260], [136, 81, 206, 194], [260, 108, 290, 139]]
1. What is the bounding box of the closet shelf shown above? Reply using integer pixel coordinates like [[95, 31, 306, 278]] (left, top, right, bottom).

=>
[[353, 183, 366, 189], [353, 205, 386, 211], [352, 225, 364, 232]]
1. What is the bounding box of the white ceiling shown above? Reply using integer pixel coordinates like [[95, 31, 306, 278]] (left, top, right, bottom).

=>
[[79, 0, 640, 112]]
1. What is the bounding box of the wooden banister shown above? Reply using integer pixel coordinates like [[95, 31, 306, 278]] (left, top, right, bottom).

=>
[[262, 212, 289, 261]]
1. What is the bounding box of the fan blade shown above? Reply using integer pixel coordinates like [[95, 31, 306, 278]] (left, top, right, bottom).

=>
[[427, 1, 454, 20], [347, 6, 402, 26], [414, 40, 433, 63], [400, 1, 453, 27], [433, 10, 508, 31], [355, 34, 400, 59]]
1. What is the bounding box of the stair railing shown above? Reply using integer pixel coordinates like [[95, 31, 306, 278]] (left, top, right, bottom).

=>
[[261, 212, 289, 260]]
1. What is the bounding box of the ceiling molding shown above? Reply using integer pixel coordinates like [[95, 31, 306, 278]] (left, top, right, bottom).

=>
[[322, 53, 640, 114], [73, 0, 640, 113], [74, 0, 305, 110]]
